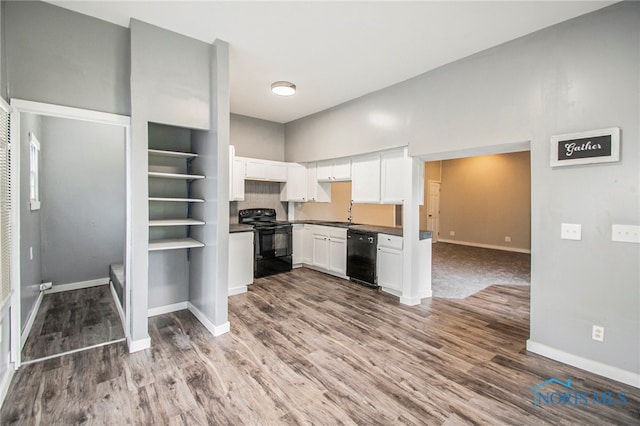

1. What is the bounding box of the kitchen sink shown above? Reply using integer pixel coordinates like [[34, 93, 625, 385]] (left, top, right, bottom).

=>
[[315, 221, 359, 228]]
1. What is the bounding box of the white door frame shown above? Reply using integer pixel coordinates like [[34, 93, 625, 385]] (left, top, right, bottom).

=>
[[8, 99, 132, 370]]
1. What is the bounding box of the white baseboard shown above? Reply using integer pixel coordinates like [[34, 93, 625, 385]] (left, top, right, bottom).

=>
[[187, 302, 230, 337], [399, 295, 423, 306], [127, 336, 151, 353], [109, 281, 126, 326], [20, 291, 44, 350], [228, 286, 248, 296], [0, 365, 14, 409], [438, 239, 531, 254], [46, 277, 110, 294], [526, 340, 640, 389], [148, 301, 188, 317]]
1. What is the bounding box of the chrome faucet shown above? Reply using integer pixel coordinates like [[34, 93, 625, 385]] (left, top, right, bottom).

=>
[[348, 200, 353, 225]]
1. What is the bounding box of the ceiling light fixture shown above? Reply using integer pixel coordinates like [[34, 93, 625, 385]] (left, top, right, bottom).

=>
[[271, 81, 296, 96]]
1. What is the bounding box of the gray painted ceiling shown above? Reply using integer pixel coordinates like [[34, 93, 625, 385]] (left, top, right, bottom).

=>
[[47, 1, 615, 124]]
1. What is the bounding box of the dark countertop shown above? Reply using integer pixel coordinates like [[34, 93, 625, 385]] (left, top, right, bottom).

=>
[[230, 223, 254, 233], [292, 221, 432, 240]]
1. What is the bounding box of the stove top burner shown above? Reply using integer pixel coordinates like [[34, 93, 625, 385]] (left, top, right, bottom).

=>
[[239, 208, 290, 228]]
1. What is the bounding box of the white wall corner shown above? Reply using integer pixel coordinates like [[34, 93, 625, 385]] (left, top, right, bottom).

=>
[[526, 339, 640, 389], [228, 286, 248, 297], [188, 302, 230, 337]]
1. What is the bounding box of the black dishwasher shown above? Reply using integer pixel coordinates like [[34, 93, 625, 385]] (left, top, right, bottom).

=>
[[346, 229, 378, 287]]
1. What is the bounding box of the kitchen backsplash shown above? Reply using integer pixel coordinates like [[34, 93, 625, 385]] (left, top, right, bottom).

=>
[[229, 180, 288, 223]]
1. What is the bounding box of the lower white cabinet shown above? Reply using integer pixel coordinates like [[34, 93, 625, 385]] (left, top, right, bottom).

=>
[[297, 224, 347, 278], [311, 225, 347, 277], [377, 233, 403, 292], [302, 225, 314, 264], [292, 224, 304, 265], [229, 231, 254, 295]]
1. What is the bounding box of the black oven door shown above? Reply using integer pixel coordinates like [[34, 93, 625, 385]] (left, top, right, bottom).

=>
[[254, 225, 293, 278], [255, 226, 292, 259]]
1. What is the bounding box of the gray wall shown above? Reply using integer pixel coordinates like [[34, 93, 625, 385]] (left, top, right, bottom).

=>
[[130, 19, 225, 340], [40, 116, 125, 285], [189, 40, 230, 328], [4, 1, 130, 115], [284, 3, 640, 375], [19, 113, 42, 329], [231, 114, 284, 161]]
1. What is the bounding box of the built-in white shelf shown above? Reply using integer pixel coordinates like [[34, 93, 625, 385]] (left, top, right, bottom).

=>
[[148, 171, 205, 180], [149, 219, 205, 227], [149, 197, 205, 203], [148, 238, 205, 252], [148, 148, 198, 159]]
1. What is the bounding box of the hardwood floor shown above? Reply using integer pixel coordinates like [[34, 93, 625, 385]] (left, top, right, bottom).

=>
[[21, 285, 125, 362], [2, 268, 638, 424]]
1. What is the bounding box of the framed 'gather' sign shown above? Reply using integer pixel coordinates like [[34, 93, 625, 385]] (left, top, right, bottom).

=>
[[550, 127, 620, 167]]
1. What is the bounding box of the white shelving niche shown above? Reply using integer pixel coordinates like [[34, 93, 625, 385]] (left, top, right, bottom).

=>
[[148, 127, 205, 252]]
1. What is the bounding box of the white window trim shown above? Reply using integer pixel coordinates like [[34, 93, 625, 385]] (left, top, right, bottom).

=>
[[29, 133, 40, 211]]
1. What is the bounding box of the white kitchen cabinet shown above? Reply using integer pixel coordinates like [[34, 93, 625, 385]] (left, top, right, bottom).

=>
[[292, 224, 304, 266], [229, 146, 245, 201], [229, 231, 254, 295], [310, 225, 347, 277], [327, 230, 347, 276], [281, 163, 308, 202], [351, 152, 381, 203], [380, 148, 407, 204], [377, 233, 403, 293], [312, 232, 329, 270], [306, 163, 331, 202], [302, 225, 314, 264], [244, 158, 287, 182], [316, 158, 351, 182]]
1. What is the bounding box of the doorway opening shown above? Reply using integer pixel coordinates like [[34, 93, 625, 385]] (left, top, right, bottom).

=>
[[420, 148, 531, 299], [9, 100, 131, 367]]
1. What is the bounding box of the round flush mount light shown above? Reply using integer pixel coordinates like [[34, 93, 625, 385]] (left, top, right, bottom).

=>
[[271, 81, 296, 96]]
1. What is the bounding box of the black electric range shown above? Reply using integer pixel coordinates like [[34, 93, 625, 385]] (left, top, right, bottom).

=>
[[239, 208, 292, 278]]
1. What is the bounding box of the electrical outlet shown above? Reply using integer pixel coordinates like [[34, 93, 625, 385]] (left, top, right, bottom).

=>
[[612, 224, 640, 243], [505, 236, 511, 242], [561, 223, 582, 240], [592, 325, 604, 342], [449, 231, 455, 236]]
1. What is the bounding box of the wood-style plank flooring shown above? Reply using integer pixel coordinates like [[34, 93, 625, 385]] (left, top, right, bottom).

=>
[[2, 268, 638, 424], [22, 285, 125, 362]]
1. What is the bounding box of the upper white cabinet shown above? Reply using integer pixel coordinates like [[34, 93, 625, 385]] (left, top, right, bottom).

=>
[[316, 157, 351, 182], [380, 148, 408, 204], [306, 163, 331, 203], [229, 146, 245, 201], [245, 158, 287, 182], [351, 152, 381, 203], [281, 163, 308, 202], [351, 147, 410, 204]]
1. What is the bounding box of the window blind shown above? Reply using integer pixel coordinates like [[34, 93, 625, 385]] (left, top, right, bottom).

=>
[[0, 106, 11, 306]]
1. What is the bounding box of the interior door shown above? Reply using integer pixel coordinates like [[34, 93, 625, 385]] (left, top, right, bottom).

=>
[[426, 181, 440, 242]]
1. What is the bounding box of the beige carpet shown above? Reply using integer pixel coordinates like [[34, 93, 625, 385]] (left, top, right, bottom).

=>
[[431, 242, 530, 299]]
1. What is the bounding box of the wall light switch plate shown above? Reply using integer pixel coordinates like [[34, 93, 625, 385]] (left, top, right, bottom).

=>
[[561, 223, 582, 240], [612, 224, 640, 243]]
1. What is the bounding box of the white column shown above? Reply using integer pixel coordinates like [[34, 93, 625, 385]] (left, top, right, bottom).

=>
[[400, 156, 431, 305]]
